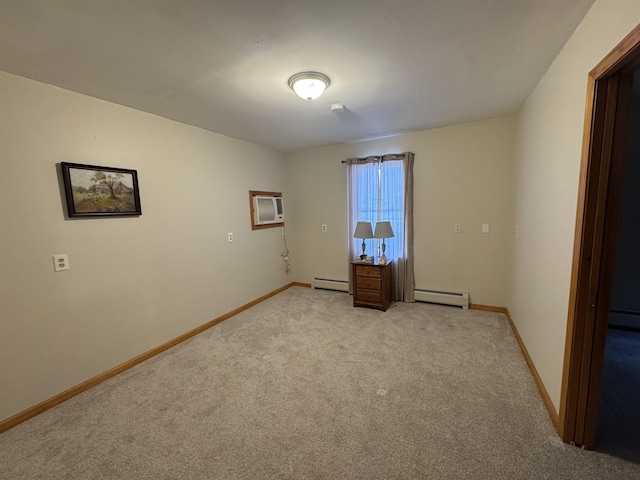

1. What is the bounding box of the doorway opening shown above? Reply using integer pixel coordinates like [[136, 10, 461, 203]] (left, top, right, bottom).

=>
[[595, 68, 640, 463], [560, 23, 640, 452]]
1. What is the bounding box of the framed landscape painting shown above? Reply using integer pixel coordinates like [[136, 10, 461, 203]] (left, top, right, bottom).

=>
[[61, 162, 142, 218]]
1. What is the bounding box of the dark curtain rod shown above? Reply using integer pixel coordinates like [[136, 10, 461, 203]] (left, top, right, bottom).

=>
[[341, 153, 407, 164]]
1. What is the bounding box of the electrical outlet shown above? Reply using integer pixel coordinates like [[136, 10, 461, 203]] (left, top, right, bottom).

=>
[[227, 232, 234, 242], [53, 254, 69, 272], [482, 223, 490, 234], [454, 223, 461, 233], [322, 224, 327, 232]]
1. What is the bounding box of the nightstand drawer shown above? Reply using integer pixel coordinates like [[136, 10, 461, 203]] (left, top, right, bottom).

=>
[[356, 289, 382, 303], [357, 276, 381, 290], [355, 265, 381, 277]]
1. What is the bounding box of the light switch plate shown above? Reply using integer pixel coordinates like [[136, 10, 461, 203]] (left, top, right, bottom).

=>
[[482, 224, 490, 234], [53, 254, 70, 272]]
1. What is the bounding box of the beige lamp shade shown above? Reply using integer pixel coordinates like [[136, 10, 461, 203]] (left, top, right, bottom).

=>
[[373, 221, 394, 239], [354, 221, 374, 239]]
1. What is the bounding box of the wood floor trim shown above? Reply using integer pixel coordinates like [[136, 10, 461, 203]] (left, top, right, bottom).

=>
[[470, 303, 560, 429], [0, 283, 296, 434]]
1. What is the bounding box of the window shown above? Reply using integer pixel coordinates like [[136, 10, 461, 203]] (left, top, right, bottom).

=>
[[350, 160, 404, 261], [347, 152, 415, 302]]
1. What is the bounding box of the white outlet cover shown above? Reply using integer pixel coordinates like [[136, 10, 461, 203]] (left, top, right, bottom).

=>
[[53, 254, 70, 272], [482, 223, 490, 233]]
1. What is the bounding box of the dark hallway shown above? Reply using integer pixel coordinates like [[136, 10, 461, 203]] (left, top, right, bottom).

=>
[[597, 327, 640, 463], [596, 68, 640, 464]]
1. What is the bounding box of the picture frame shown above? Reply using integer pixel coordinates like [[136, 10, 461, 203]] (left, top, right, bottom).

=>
[[61, 162, 142, 218]]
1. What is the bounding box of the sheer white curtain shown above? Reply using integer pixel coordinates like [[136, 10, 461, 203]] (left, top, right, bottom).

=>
[[346, 152, 415, 301], [379, 160, 404, 263], [348, 158, 379, 266]]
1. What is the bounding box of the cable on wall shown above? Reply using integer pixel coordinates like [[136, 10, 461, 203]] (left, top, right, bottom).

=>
[[281, 226, 292, 275]]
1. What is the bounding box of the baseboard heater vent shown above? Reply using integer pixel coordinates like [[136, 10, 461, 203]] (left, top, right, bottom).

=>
[[311, 277, 349, 292], [414, 288, 469, 309]]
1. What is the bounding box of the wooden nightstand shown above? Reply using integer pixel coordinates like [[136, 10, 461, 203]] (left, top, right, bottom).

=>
[[352, 260, 393, 311]]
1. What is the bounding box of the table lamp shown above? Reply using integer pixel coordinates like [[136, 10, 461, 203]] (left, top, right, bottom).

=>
[[353, 221, 374, 260], [374, 221, 394, 264]]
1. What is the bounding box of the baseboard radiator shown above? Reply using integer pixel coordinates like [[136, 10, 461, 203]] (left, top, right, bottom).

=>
[[414, 288, 469, 309], [311, 277, 468, 308], [311, 277, 349, 292]]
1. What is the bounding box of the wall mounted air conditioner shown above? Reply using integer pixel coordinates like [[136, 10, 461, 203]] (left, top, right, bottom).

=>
[[253, 195, 284, 225]]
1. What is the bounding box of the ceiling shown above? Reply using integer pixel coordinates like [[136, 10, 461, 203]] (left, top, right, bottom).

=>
[[0, 1, 595, 153]]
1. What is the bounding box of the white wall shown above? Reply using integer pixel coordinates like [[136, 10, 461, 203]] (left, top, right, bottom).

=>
[[509, 0, 640, 411], [285, 116, 516, 307], [0, 72, 288, 421]]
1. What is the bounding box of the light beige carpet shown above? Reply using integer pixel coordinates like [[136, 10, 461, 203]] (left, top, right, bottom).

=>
[[1, 287, 639, 479]]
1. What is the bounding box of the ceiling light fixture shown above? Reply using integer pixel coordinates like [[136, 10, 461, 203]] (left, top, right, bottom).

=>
[[288, 71, 330, 100]]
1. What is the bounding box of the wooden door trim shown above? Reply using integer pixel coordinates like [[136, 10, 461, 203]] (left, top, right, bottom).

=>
[[560, 23, 640, 447], [591, 24, 640, 79]]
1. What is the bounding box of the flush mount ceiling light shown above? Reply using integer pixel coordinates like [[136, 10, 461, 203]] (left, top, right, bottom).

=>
[[288, 71, 331, 100]]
